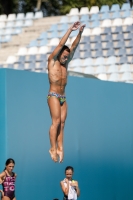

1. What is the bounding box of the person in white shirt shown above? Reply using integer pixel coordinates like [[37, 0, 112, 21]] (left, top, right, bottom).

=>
[[60, 166, 80, 200]]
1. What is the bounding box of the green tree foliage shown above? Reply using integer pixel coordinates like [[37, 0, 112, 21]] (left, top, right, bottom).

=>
[[0, 0, 60, 15], [60, 0, 127, 15], [41, 0, 61, 16], [0, 0, 128, 15], [18, 0, 37, 13], [0, 0, 18, 15]]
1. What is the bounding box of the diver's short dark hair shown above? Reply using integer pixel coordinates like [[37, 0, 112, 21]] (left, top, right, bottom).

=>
[[65, 166, 74, 172], [5, 158, 15, 166], [58, 45, 70, 60], [4, 158, 15, 171], [61, 45, 70, 53]]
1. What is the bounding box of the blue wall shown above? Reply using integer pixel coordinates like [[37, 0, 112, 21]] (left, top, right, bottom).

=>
[[0, 70, 6, 185], [0, 69, 133, 199]]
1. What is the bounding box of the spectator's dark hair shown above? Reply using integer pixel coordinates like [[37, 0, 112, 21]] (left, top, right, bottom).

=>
[[65, 166, 74, 172], [57, 45, 70, 60], [4, 158, 15, 170]]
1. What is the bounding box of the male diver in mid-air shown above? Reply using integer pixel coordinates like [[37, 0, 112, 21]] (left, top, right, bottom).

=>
[[47, 21, 85, 163]]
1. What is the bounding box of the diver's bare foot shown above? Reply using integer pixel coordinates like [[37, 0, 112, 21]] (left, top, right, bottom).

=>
[[57, 148, 64, 163], [49, 149, 57, 162]]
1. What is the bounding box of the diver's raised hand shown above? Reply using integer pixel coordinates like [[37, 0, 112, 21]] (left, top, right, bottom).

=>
[[79, 24, 86, 32], [70, 21, 81, 31]]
